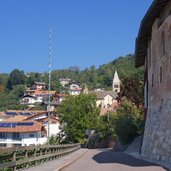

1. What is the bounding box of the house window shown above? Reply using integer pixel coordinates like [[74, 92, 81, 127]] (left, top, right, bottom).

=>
[[152, 74, 154, 87], [161, 31, 165, 56], [13, 133, 20, 140], [29, 134, 34, 138], [160, 66, 163, 83], [0, 144, 6, 147], [114, 85, 119, 88], [0, 133, 6, 139]]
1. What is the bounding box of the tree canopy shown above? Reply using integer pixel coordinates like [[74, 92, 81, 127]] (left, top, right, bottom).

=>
[[58, 93, 100, 143], [7, 69, 26, 90], [113, 98, 144, 144]]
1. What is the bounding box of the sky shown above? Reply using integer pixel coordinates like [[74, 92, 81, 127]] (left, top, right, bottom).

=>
[[0, 0, 153, 73]]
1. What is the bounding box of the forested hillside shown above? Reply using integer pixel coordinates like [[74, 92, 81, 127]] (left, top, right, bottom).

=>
[[50, 54, 144, 90], [0, 54, 144, 110]]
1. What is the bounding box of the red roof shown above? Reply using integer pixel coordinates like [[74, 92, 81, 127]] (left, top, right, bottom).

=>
[[25, 111, 48, 120], [70, 88, 82, 91], [55, 94, 68, 97], [36, 117, 58, 124], [0, 121, 46, 133], [34, 90, 56, 95]]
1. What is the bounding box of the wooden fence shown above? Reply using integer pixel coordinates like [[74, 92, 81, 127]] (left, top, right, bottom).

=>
[[0, 143, 80, 171]]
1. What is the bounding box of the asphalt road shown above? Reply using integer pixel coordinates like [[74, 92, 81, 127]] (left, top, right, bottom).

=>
[[62, 148, 168, 171]]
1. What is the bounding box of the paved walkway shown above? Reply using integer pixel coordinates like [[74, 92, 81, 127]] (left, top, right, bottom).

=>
[[21, 136, 171, 171], [22, 149, 87, 171], [61, 148, 168, 171]]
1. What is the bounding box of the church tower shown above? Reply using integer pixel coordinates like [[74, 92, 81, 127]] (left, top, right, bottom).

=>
[[112, 70, 121, 93]]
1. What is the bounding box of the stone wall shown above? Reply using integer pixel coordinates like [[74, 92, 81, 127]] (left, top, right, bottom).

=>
[[141, 98, 171, 162], [141, 1, 171, 163]]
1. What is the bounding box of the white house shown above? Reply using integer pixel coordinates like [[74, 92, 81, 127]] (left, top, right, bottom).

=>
[[26, 112, 61, 137], [20, 95, 43, 105], [0, 121, 47, 147], [43, 119, 61, 137], [59, 78, 71, 87], [30, 82, 46, 90], [69, 83, 82, 95], [0, 110, 61, 147], [92, 90, 118, 109], [33, 90, 56, 100], [0, 110, 61, 148]]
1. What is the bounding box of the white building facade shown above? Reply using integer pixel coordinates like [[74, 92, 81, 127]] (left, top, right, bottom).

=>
[[112, 70, 121, 93], [0, 121, 47, 147], [69, 84, 82, 95]]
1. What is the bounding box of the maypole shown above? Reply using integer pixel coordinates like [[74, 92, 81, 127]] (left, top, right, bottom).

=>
[[48, 27, 52, 144]]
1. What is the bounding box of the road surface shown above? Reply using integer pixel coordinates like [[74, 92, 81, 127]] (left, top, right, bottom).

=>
[[62, 148, 167, 171]]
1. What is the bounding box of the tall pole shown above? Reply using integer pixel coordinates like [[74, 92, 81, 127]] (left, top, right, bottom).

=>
[[48, 27, 52, 144]]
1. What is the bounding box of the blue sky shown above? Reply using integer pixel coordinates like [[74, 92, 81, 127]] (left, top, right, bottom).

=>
[[0, 0, 153, 73]]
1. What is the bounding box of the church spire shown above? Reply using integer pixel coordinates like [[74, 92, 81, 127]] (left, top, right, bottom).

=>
[[113, 70, 121, 93]]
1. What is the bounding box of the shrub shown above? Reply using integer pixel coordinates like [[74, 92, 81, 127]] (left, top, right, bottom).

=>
[[114, 97, 144, 145]]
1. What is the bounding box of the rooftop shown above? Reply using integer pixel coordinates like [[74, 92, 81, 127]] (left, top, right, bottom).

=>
[[34, 90, 56, 95], [135, 0, 169, 67], [89, 91, 117, 99], [34, 82, 46, 85], [0, 121, 45, 133]]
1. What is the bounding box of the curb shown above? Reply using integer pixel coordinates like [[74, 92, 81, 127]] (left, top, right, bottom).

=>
[[55, 149, 88, 171]]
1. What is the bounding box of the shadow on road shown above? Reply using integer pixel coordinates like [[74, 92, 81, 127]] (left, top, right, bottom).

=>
[[92, 149, 167, 170]]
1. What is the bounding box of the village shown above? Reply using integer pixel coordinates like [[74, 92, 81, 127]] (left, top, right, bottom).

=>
[[1, 0, 171, 171], [0, 71, 120, 148]]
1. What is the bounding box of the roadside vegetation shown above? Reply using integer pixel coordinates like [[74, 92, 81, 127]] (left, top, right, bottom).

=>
[[57, 93, 100, 144], [57, 94, 144, 146]]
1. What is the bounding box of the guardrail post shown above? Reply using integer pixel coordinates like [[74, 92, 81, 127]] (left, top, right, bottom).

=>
[[25, 149, 29, 168], [45, 148, 48, 161], [12, 151, 16, 171], [34, 149, 37, 165]]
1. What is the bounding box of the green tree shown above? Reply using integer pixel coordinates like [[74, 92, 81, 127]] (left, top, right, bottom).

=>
[[0, 92, 10, 111], [121, 73, 144, 106], [26, 76, 35, 86], [35, 72, 43, 82], [0, 85, 26, 111], [10, 85, 26, 99], [114, 98, 144, 145], [58, 93, 100, 143], [7, 85, 26, 109], [7, 69, 26, 89], [0, 74, 8, 92], [97, 112, 116, 141]]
